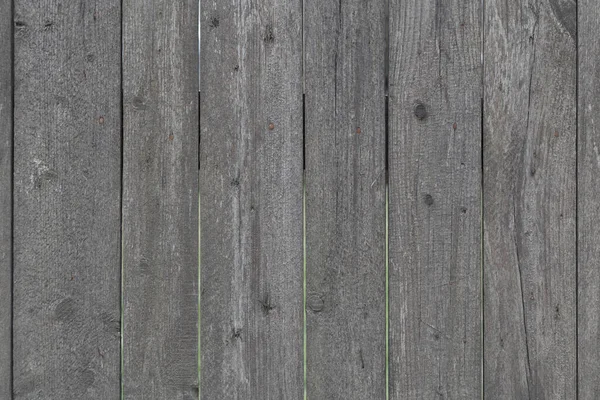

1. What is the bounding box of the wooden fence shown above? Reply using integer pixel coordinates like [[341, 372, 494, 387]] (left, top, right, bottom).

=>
[[0, 0, 596, 398]]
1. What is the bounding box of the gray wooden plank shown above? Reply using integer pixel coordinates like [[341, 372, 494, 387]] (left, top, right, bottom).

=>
[[387, 0, 482, 398], [199, 0, 304, 398], [0, 0, 10, 397], [12, 1, 122, 398], [483, 0, 577, 398], [122, 0, 199, 398], [304, 0, 386, 397], [578, 0, 600, 398]]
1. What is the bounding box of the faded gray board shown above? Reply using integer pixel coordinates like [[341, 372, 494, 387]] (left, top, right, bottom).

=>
[[122, 0, 199, 398], [12, 1, 122, 398], [484, 0, 577, 398], [304, 0, 387, 397], [388, 0, 482, 398], [0, 0, 10, 397], [199, 0, 304, 398], [579, 0, 600, 398]]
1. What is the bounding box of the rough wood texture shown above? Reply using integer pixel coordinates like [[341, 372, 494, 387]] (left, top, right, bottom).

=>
[[304, 0, 386, 397], [0, 0, 10, 397], [484, 0, 577, 398], [579, 1, 600, 398], [122, 0, 199, 398], [200, 0, 304, 398], [12, 1, 122, 398], [388, 0, 482, 398]]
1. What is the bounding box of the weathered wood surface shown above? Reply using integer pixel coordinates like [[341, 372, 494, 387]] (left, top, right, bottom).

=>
[[12, 1, 122, 398], [483, 0, 577, 398], [199, 0, 304, 398], [304, 0, 387, 397], [579, 1, 600, 398], [122, 0, 199, 398], [387, 0, 482, 398], [0, 0, 10, 397]]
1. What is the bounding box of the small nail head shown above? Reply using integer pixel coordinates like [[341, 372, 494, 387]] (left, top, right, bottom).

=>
[[307, 294, 324, 312], [414, 103, 427, 120], [268, 123, 275, 130], [356, 127, 361, 134], [98, 116, 104, 124]]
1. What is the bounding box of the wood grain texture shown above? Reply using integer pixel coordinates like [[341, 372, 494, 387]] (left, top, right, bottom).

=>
[[122, 0, 199, 398], [304, 0, 386, 397], [0, 0, 10, 397], [579, 1, 600, 398], [387, 0, 482, 398], [12, 1, 121, 398], [199, 0, 304, 398], [483, 0, 576, 398]]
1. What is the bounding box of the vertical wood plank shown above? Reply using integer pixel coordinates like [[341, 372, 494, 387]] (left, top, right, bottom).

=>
[[483, 0, 576, 398], [388, 0, 482, 398], [12, 1, 122, 398], [199, 0, 304, 397], [0, 0, 10, 397], [579, 0, 600, 398], [122, 0, 199, 398], [304, 0, 386, 397]]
